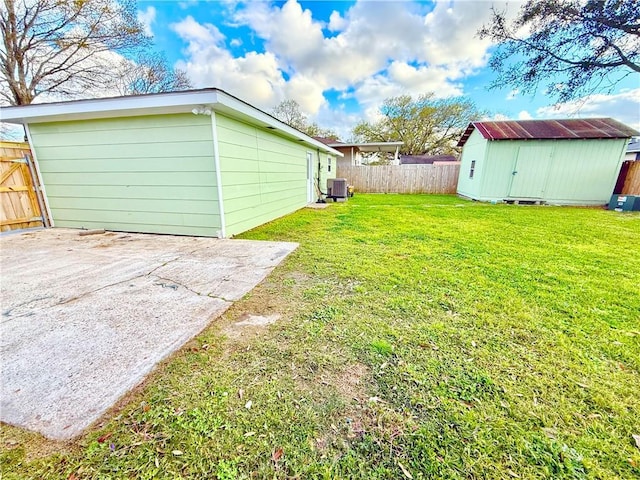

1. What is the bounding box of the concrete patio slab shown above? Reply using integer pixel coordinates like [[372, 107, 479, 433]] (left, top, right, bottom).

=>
[[0, 229, 297, 440]]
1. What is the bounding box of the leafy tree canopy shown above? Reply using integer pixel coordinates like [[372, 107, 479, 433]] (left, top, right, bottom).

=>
[[352, 93, 484, 156], [478, 0, 640, 103]]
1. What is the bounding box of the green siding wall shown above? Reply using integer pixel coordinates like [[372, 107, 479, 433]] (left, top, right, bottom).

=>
[[542, 139, 626, 202], [216, 114, 330, 236], [457, 129, 487, 198], [30, 114, 222, 236], [459, 134, 627, 205], [322, 152, 337, 190]]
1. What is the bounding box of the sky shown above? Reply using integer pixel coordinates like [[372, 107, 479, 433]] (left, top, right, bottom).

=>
[[133, 0, 639, 139], [5, 0, 639, 141]]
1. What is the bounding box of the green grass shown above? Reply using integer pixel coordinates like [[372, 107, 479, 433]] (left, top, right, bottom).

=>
[[2, 194, 639, 479]]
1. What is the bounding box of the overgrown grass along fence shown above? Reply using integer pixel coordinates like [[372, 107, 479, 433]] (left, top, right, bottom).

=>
[[337, 163, 460, 194]]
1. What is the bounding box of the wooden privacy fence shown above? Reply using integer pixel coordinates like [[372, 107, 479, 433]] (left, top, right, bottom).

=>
[[1, 141, 49, 232], [620, 161, 640, 195], [338, 163, 460, 194]]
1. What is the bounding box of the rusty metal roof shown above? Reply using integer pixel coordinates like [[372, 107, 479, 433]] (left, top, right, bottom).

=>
[[457, 118, 639, 147]]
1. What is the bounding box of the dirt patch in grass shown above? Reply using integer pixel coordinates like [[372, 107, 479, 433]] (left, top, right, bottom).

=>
[[331, 363, 369, 402], [221, 313, 282, 339], [0, 425, 71, 462]]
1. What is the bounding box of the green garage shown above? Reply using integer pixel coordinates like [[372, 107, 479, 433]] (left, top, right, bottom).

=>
[[2, 89, 341, 237]]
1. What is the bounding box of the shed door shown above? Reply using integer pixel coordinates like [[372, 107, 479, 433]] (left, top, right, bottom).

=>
[[509, 145, 553, 198]]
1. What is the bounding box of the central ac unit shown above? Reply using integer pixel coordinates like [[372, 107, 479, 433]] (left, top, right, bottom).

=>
[[327, 178, 348, 200]]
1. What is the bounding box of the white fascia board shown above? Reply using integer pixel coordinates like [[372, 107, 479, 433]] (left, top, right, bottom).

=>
[[0, 90, 219, 124], [331, 141, 404, 153], [214, 91, 344, 157], [331, 141, 404, 147], [0, 88, 344, 157]]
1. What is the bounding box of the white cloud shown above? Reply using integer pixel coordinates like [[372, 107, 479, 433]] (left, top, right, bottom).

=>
[[172, 16, 224, 46], [137, 6, 156, 37], [178, 1, 198, 9], [312, 103, 361, 141], [328, 11, 346, 32], [169, 0, 521, 122], [506, 89, 519, 101], [518, 110, 532, 120], [171, 17, 286, 109], [226, 0, 518, 111], [536, 89, 640, 131], [230, 38, 242, 47], [489, 113, 511, 121]]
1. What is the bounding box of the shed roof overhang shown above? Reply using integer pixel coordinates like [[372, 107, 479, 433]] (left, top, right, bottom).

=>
[[0, 88, 343, 157], [457, 118, 639, 148]]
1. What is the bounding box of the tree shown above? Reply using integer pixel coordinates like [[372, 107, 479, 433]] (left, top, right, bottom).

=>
[[1, 0, 150, 105], [352, 93, 484, 156], [112, 52, 192, 96], [478, 0, 640, 103], [271, 99, 339, 139], [271, 99, 308, 131], [304, 122, 339, 141]]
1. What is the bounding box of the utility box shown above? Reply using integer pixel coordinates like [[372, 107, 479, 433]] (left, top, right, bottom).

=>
[[608, 194, 640, 211], [327, 178, 348, 201]]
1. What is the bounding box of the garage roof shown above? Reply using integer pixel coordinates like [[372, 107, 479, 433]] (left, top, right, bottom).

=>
[[457, 118, 639, 147], [0, 88, 343, 157]]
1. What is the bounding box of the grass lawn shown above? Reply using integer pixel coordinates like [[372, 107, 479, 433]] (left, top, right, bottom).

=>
[[2, 194, 639, 479]]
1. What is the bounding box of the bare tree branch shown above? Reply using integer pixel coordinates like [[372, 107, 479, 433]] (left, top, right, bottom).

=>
[[478, 0, 640, 103], [1, 0, 151, 105]]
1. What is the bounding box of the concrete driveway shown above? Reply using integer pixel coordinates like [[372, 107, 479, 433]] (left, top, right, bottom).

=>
[[0, 229, 297, 440]]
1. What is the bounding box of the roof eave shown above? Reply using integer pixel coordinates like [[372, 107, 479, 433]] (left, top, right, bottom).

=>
[[0, 89, 343, 157]]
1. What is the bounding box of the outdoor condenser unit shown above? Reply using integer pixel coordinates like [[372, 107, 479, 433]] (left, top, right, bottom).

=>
[[327, 178, 348, 201], [608, 194, 640, 211]]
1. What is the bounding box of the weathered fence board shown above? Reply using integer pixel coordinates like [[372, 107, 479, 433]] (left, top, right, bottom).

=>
[[337, 163, 460, 194], [0, 141, 48, 232], [621, 161, 640, 195]]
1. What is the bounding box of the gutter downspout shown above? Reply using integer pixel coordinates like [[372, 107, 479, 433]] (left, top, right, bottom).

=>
[[210, 111, 226, 238], [316, 149, 326, 199]]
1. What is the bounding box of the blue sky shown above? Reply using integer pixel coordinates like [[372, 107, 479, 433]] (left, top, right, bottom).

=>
[[136, 0, 639, 139]]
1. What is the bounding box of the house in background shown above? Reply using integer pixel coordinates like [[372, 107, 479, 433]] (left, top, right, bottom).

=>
[[314, 138, 404, 167], [400, 154, 458, 165], [625, 138, 640, 161], [456, 118, 638, 205], [1, 89, 342, 237], [612, 138, 640, 196]]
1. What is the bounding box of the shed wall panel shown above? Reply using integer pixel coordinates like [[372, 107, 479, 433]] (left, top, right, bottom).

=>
[[29, 114, 222, 236], [457, 129, 487, 198], [461, 136, 627, 204], [216, 114, 331, 236], [543, 139, 626, 202], [480, 141, 519, 197]]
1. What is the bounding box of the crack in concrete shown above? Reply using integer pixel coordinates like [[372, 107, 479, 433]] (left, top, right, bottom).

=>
[[6, 245, 268, 313], [1, 295, 55, 321], [55, 249, 207, 306], [149, 275, 234, 303]]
